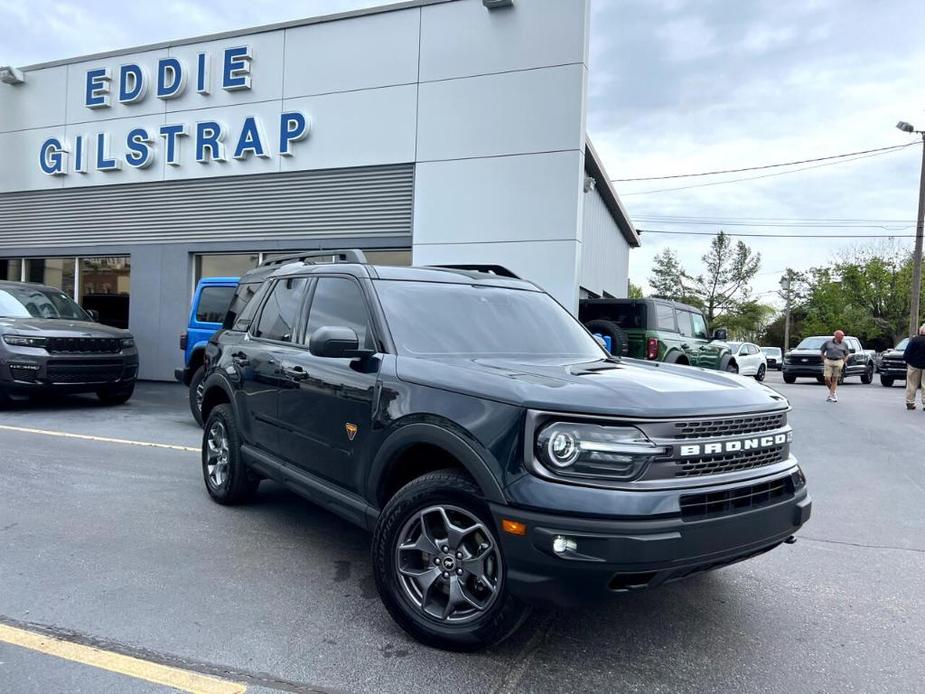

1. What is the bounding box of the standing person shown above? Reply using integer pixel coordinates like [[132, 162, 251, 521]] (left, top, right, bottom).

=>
[[821, 330, 850, 403], [903, 324, 925, 410]]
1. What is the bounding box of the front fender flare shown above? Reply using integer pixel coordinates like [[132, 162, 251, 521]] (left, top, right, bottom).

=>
[[366, 421, 507, 509]]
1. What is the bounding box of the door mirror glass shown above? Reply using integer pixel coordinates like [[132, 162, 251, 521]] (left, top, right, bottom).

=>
[[309, 326, 372, 359], [712, 328, 728, 342]]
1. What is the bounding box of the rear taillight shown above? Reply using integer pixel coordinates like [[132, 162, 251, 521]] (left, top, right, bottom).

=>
[[179, 333, 188, 351], [646, 337, 659, 360]]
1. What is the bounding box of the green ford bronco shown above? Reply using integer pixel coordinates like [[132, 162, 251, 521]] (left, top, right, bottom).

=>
[[579, 298, 737, 372]]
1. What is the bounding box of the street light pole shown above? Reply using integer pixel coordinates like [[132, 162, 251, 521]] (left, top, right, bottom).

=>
[[780, 274, 791, 351], [897, 122, 925, 336]]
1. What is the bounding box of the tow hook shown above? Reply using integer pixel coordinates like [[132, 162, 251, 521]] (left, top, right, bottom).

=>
[[784, 536, 797, 545]]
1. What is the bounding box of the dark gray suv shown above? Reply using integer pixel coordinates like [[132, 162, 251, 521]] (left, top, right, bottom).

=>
[[0, 281, 138, 406]]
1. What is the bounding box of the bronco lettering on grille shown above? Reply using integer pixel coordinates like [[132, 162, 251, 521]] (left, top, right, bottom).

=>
[[679, 432, 791, 457]]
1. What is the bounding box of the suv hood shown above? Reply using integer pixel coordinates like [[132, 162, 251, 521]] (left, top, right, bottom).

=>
[[785, 349, 821, 357], [0, 317, 130, 338], [396, 356, 787, 418]]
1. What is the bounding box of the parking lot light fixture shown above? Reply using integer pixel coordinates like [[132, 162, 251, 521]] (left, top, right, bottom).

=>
[[0, 66, 25, 85]]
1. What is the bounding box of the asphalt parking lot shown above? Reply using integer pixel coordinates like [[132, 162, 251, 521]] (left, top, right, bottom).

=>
[[1, 370, 924, 693]]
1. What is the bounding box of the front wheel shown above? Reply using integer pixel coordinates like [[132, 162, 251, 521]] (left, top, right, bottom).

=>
[[372, 470, 530, 651], [861, 365, 873, 385], [881, 376, 894, 387], [783, 374, 796, 384], [754, 364, 766, 382], [97, 383, 134, 405]]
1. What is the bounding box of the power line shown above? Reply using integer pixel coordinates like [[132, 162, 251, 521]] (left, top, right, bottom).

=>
[[633, 219, 914, 230], [635, 214, 917, 225], [621, 145, 918, 196], [638, 228, 917, 239], [611, 141, 920, 181]]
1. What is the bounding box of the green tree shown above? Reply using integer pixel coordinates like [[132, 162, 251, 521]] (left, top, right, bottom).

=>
[[716, 300, 776, 342], [648, 248, 693, 304], [688, 231, 761, 323], [628, 281, 644, 299]]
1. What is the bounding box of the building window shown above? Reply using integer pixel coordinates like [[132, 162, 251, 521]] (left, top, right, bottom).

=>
[[195, 254, 260, 282], [79, 257, 131, 329], [0, 258, 23, 282], [24, 258, 76, 298]]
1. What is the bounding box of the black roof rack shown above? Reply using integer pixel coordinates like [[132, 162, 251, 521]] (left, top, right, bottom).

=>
[[428, 264, 520, 278], [260, 249, 368, 267]]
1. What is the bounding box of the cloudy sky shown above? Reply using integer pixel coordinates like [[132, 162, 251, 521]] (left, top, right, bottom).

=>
[[3, 0, 923, 304]]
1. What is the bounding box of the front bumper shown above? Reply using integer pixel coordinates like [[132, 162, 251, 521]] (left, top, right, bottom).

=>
[[879, 364, 906, 379], [1, 352, 138, 394], [782, 363, 822, 376], [493, 468, 811, 606]]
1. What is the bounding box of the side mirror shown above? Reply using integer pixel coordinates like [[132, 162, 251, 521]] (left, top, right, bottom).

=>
[[86, 309, 100, 322], [309, 326, 373, 359], [712, 328, 727, 342]]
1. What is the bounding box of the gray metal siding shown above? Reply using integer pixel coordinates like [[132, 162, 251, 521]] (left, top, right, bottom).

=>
[[0, 165, 414, 249], [580, 185, 629, 298]]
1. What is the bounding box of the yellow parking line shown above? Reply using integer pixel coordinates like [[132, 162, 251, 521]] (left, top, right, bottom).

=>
[[0, 623, 246, 693], [0, 424, 198, 453]]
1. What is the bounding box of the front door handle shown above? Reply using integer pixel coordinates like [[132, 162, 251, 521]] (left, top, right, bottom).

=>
[[282, 365, 309, 382]]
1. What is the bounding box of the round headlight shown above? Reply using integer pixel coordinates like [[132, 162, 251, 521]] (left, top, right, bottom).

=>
[[548, 431, 579, 467]]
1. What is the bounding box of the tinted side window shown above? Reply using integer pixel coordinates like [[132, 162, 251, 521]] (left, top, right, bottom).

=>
[[196, 286, 235, 324], [230, 282, 268, 331], [678, 311, 693, 337], [747, 344, 759, 355], [304, 277, 374, 350], [253, 278, 308, 342], [690, 313, 708, 340], [655, 303, 676, 331]]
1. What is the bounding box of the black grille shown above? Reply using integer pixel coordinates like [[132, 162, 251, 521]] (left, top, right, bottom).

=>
[[788, 354, 821, 365], [46, 337, 121, 354], [46, 359, 125, 384], [672, 413, 786, 439], [680, 476, 794, 520], [881, 359, 904, 368], [674, 446, 786, 477]]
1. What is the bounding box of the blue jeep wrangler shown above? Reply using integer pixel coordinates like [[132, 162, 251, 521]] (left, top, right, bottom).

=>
[[176, 277, 239, 425]]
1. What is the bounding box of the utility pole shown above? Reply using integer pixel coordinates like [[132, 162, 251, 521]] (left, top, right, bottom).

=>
[[780, 273, 792, 351], [896, 122, 925, 336]]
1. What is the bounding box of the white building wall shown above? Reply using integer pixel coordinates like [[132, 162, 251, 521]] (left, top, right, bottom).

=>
[[411, 0, 593, 311], [580, 185, 630, 298]]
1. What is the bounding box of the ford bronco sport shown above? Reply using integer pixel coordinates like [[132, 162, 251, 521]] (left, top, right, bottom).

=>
[[198, 252, 811, 651]]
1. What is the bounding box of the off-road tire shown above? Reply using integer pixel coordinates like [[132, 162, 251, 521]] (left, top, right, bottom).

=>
[[189, 366, 206, 427], [583, 319, 629, 356], [880, 376, 894, 387], [96, 383, 135, 405], [372, 470, 530, 651], [816, 376, 825, 384], [783, 374, 796, 384], [861, 365, 873, 385], [720, 356, 738, 374], [202, 404, 259, 505]]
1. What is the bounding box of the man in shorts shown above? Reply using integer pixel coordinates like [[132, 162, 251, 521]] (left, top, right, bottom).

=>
[[821, 330, 850, 402]]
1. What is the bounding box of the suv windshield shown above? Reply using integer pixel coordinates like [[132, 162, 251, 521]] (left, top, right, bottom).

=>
[[376, 281, 606, 360], [896, 338, 909, 351], [796, 337, 828, 350], [0, 285, 90, 321], [761, 347, 782, 356]]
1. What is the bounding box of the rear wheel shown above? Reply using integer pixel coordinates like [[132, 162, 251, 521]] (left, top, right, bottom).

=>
[[189, 366, 206, 427], [372, 470, 530, 651], [583, 319, 628, 356], [881, 376, 894, 387], [783, 374, 796, 384], [97, 383, 134, 405], [202, 404, 259, 505], [754, 364, 766, 382]]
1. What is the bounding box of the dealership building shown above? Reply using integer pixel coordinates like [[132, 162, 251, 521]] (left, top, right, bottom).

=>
[[0, 0, 638, 380]]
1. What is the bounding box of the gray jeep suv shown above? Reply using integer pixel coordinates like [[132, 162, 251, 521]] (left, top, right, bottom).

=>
[[0, 281, 138, 405]]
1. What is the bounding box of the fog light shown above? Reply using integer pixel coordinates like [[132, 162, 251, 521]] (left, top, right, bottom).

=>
[[552, 535, 578, 555]]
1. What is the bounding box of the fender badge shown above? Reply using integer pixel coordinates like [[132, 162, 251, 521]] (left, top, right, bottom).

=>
[[345, 423, 358, 441]]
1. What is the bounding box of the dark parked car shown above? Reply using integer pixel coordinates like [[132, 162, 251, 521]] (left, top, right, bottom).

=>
[[760, 346, 783, 370], [578, 298, 736, 371], [782, 335, 874, 384], [0, 281, 138, 405], [878, 338, 909, 387], [198, 253, 811, 651]]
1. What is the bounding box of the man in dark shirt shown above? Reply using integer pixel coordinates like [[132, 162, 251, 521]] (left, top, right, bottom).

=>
[[821, 330, 850, 403], [903, 324, 925, 410]]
